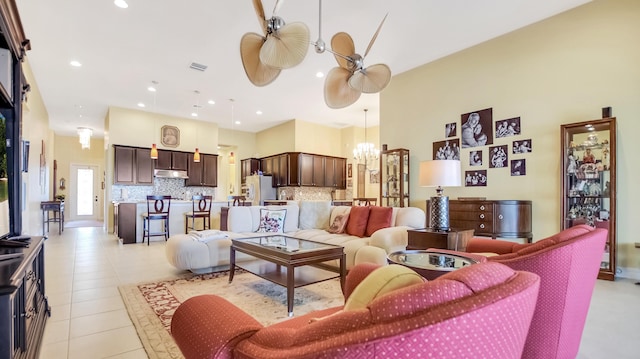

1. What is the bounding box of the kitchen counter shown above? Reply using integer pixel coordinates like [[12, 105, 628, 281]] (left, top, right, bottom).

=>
[[112, 200, 229, 244]]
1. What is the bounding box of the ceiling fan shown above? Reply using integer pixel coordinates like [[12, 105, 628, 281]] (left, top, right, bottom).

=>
[[240, 0, 310, 87], [323, 14, 391, 109]]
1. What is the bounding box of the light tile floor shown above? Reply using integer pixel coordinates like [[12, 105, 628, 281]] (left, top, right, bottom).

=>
[[38, 226, 639, 358]]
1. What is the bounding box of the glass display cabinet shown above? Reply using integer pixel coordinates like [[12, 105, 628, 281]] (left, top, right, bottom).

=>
[[380, 148, 410, 207], [560, 117, 616, 280]]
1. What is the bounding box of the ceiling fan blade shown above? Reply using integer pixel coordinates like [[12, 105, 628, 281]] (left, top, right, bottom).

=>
[[240, 33, 281, 86], [348, 63, 391, 93], [273, 0, 283, 16], [364, 13, 388, 58], [324, 67, 361, 109], [331, 32, 355, 69], [260, 22, 310, 69], [252, 0, 267, 34]]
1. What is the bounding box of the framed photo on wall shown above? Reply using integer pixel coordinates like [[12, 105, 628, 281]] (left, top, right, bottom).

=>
[[511, 159, 526, 176], [347, 163, 352, 178], [161, 125, 180, 147], [470, 150, 482, 166], [495, 117, 521, 138], [465, 170, 487, 187], [513, 139, 532, 154], [461, 108, 493, 148], [489, 145, 508, 168], [445, 122, 457, 138], [433, 139, 460, 160]]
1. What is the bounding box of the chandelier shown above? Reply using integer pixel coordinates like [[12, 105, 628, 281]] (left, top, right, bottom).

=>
[[77, 127, 92, 149], [353, 109, 379, 171]]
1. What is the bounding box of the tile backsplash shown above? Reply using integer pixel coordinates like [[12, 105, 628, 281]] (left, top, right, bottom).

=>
[[113, 178, 213, 201]]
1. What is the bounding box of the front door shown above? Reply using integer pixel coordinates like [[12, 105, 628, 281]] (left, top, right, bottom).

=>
[[70, 164, 100, 221]]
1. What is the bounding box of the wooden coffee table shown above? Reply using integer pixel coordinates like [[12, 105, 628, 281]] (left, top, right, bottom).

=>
[[230, 235, 346, 317]]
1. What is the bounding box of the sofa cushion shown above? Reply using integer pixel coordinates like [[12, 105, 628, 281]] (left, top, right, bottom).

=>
[[345, 206, 370, 237], [298, 201, 332, 230], [365, 206, 393, 236], [344, 264, 424, 311], [328, 206, 351, 234], [256, 208, 287, 233]]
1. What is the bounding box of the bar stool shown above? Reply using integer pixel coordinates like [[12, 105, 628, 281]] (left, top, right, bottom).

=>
[[142, 195, 171, 245], [40, 201, 65, 235], [231, 196, 247, 206], [184, 195, 212, 233]]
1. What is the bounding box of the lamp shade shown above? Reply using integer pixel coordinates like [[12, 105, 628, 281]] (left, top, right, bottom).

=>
[[419, 160, 461, 187]]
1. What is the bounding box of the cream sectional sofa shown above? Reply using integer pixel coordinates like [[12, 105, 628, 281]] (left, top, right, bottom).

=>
[[165, 201, 425, 274]]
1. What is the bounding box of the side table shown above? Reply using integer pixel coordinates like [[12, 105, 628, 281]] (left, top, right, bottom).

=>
[[41, 200, 65, 235], [407, 228, 474, 251]]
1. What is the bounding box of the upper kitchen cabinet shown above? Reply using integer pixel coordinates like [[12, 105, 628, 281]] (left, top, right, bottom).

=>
[[241, 158, 261, 185], [299, 153, 325, 187], [156, 150, 189, 170], [114, 145, 154, 185], [324, 157, 346, 188], [186, 153, 218, 187]]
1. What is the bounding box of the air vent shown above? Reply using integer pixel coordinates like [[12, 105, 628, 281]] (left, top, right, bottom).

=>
[[189, 62, 208, 71]]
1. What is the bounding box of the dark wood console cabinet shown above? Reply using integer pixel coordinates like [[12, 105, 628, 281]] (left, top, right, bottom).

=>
[[1, 237, 49, 359], [427, 199, 533, 241]]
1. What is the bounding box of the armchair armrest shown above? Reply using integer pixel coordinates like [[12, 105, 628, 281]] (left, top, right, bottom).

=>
[[343, 263, 381, 300], [466, 237, 530, 255], [369, 226, 411, 253], [172, 295, 263, 359]]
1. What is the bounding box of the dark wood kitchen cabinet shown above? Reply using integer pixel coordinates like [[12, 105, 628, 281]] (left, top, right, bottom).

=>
[[114, 202, 136, 244], [114, 145, 154, 185], [300, 153, 325, 187], [156, 150, 189, 171], [324, 157, 346, 188], [186, 153, 218, 187], [428, 199, 533, 242], [241, 158, 260, 184]]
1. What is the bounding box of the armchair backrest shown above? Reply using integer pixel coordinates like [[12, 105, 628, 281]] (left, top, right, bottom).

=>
[[234, 262, 540, 359], [485, 225, 607, 359]]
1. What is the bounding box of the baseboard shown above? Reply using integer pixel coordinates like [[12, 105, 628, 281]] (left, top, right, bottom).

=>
[[615, 266, 640, 281]]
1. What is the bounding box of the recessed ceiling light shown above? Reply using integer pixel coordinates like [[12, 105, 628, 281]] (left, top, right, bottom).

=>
[[256, 110, 262, 115], [147, 86, 156, 92], [191, 113, 198, 117], [208, 100, 215, 105], [316, 71, 324, 78], [137, 103, 145, 108], [114, 0, 128, 9], [70, 60, 82, 67], [235, 120, 241, 125]]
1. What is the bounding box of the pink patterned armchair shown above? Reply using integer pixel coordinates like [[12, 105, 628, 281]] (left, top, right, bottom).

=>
[[171, 261, 540, 359], [463, 224, 608, 359]]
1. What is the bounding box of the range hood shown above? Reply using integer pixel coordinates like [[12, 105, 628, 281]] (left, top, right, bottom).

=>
[[154, 169, 189, 179]]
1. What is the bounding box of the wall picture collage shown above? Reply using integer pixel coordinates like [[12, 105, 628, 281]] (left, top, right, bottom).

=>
[[434, 107, 532, 187]]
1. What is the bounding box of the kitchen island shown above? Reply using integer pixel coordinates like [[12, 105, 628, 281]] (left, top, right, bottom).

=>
[[112, 200, 229, 244]]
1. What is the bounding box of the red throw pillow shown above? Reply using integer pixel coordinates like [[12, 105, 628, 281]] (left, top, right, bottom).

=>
[[366, 206, 393, 236], [345, 206, 371, 238]]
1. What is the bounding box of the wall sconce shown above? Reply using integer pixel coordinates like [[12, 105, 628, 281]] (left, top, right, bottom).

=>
[[77, 127, 92, 149]]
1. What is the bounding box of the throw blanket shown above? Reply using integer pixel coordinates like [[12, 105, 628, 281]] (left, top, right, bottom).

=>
[[189, 230, 229, 243]]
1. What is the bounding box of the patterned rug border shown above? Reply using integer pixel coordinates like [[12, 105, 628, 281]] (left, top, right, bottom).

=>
[[119, 270, 241, 359], [119, 269, 343, 359]]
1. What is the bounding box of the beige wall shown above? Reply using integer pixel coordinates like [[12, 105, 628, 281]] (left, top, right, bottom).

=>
[[381, 0, 640, 275], [255, 120, 296, 156], [294, 120, 344, 157], [20, 58, 54, 236], [53, 135, 106, 220]]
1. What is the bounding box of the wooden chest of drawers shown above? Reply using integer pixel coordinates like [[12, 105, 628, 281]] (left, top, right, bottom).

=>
[[427, 200, 533, 242]]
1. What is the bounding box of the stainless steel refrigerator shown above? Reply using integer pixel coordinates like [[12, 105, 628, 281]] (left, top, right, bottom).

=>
[[245, 175, 277, 205]]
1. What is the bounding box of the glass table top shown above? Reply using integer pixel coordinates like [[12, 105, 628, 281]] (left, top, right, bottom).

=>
[[235, 235, 340, 253], [388, 250, 478, 272]]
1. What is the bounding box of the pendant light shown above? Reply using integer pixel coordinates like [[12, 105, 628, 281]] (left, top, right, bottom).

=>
[[149, 80, 159, 159], [193, 90, 201, 162]]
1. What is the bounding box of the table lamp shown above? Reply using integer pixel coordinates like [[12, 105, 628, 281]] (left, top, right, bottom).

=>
[[419, 160, 461, 231]]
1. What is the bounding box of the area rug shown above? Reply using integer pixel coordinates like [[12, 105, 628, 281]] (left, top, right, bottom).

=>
[[119, 270, 344, 359]]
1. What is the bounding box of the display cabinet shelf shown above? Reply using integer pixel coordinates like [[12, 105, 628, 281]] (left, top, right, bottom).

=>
[[380, 148, 410, 207], [560, 117, 616, 280]]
